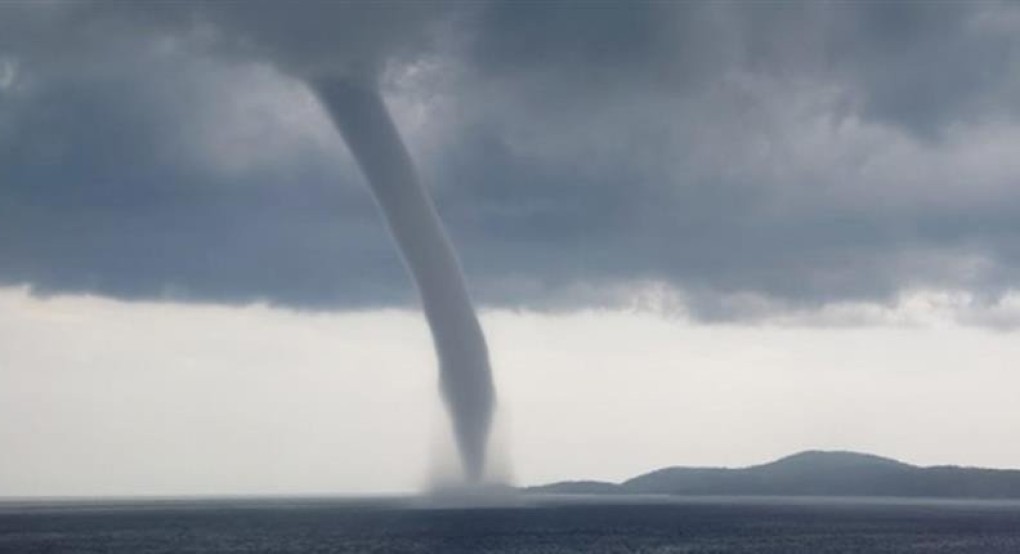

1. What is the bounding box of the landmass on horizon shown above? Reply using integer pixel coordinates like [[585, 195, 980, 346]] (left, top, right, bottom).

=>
[[528, 451, 1020, 499]]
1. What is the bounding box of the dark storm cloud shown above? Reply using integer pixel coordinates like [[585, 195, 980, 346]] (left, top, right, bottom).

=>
[[0, 22, 406, 306], [3, 1, 1020, 320]]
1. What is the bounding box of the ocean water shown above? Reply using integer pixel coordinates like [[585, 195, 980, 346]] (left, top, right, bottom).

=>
[[3, 495, 1020, 553]]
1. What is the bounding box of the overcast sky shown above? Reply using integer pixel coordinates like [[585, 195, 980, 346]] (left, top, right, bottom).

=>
[[3, 1, 1020, 496]]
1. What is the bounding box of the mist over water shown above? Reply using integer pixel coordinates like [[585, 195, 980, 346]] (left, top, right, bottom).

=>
[[312, 78, 496, 484]]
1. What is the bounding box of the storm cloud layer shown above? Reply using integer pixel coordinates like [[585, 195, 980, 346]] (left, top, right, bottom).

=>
[[3, 1, 1020, 323]]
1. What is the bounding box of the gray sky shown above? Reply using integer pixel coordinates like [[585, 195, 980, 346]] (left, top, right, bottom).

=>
[[3, 1, 1020, 495]]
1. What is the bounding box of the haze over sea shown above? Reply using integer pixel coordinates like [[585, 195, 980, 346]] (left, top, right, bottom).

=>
[[5, 495, 1020, 553]]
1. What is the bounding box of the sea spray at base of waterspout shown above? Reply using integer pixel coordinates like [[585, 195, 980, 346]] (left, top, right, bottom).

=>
[[428, 396, 514, 491]]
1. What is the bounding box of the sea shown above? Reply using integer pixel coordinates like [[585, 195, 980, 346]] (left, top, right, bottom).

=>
[[3, 494, 1020, 553]]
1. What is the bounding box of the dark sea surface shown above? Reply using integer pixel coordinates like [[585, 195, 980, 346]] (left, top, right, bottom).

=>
[[3, 495, 1020, 553]]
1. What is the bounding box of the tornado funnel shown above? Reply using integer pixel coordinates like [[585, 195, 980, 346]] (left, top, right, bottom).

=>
[[313, 78, 494, 482]]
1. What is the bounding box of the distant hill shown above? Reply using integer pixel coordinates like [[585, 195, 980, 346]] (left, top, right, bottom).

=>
[[529, 451, 1020, 499], [528, 480, 623, 495]]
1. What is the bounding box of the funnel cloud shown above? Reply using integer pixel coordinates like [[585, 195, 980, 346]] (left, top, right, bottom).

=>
[[313, 78, 494, 482]]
